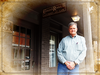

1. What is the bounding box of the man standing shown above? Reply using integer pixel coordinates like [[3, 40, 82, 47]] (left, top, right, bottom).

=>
[[57, 22, 87, 75]]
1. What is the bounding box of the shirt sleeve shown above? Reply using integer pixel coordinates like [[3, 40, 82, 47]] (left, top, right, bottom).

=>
[[75, 37, 87, 64], [57, 39, 67, 64]]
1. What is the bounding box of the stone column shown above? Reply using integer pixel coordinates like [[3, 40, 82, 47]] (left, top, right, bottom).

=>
[[83, 3, 94, 72], [1, 19, 13, 72]]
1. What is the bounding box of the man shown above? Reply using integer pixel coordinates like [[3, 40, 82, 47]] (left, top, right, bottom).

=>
[[57, 22, 87, 75]]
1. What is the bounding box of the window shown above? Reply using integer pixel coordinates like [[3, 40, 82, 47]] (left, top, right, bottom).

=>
[[12, 25, 33, 71], [49, 32, 60, 67], [49, 20, 62, 68]]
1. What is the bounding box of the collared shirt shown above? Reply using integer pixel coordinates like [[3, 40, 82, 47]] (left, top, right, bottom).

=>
[[57, 35, 87, 65]]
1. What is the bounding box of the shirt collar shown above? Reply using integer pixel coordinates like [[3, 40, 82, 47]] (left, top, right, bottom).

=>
[[69, 34, 77, 38]]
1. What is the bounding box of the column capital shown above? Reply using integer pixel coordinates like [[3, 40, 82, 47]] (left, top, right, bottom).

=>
[[2, 19, 13, 33]]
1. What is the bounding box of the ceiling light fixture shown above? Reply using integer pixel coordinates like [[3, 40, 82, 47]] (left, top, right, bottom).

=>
[[71, 16, 80, 22]]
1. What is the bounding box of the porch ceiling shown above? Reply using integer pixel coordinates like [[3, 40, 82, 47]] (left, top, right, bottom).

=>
[[13, 1, 84, 34]]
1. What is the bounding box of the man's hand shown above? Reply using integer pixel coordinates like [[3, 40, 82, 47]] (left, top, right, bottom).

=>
[[64, 61, 70, 66], [64, 61, 75, 70], [67, 62, 75, 70]]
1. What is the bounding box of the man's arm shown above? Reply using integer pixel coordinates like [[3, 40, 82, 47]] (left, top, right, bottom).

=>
[[57, 39, 67, 64], [74, 37, 87, 64]]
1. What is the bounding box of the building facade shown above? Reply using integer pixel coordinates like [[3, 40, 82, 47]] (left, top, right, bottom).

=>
[[0, 0, 100, 75]]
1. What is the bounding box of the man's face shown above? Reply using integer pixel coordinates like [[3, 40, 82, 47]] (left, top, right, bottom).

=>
[[68, 24, 78, 35]]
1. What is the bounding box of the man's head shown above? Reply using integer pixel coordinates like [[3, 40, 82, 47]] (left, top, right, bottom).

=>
[[68, 22, 78, 37]]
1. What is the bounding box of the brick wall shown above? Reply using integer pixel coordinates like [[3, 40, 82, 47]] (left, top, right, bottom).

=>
[[41, 18, 50, 73]]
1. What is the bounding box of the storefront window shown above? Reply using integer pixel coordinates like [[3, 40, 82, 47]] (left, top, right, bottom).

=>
[[12, 25, 32, 71]]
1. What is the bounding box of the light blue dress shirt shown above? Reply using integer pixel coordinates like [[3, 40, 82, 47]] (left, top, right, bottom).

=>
[[57, 35, 87, 65]]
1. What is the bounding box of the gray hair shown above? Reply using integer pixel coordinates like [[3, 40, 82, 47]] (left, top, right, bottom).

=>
[[68, 22, 77, 28]]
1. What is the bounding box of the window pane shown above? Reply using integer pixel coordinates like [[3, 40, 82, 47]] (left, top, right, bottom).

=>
[[19, 48, 25, 59], [25, 49, 30, 59], [20, 38, 25, 47], [49, 35, 56, 67], [26, 39, 31, 48], [25, 60, 30, 70], [20, 27, 26, 37], [12, 36, 19, 46], [13, 25, 19, 36], [12, 47, 18, 59], [13, 61, 18, 70], [27, 29, 31, 38], [21, 60, 25, 70]]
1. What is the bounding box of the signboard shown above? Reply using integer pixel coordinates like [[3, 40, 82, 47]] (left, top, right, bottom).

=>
[[43, 3, 66, 17]]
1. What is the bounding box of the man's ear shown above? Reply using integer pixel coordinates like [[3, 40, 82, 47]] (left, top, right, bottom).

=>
[[77, 28, 78, 31]]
